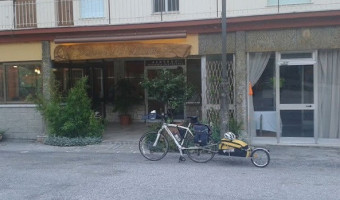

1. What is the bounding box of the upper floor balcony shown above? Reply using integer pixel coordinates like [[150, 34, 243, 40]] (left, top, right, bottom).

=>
[[1, 0, 340, 31]]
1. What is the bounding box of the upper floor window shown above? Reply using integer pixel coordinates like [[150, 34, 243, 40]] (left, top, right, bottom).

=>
[[0, 63, 42, 103], [57, 0, 74, 26], [80, 0, 104, 19], [154, 0, 179, 13], [268, 0, 311, 6], [14, 0, 37, 28]]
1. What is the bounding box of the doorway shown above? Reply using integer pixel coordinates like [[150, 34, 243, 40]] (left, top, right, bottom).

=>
[[144, 59, 186, 120], [276, 52, 317, 139]]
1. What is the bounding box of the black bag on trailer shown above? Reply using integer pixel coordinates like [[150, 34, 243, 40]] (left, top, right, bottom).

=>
[[193, 124, 211, 146]]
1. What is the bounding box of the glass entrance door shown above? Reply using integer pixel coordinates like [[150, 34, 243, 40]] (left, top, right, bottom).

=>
[[145, 66, 185, 120], [88, 67, 105, 117], [278, 63, 315, 137]]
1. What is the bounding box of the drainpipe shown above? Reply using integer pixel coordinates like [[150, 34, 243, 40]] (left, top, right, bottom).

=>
[[161, 0, 163, 21], [216, 0, 219, 18], [108, 0, 111, 24], [13, 1, 16, 29]]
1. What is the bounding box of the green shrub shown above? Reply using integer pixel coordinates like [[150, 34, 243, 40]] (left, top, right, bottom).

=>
[[147, 122, 162, 132], [209, 117, 243, 141], [0, 129, 7, 135], [204, 108, 244, 140], [0, 129, 7, 141], [210, 124, 221, 143], [33, 76, 104, 140], [228, 117, 243, 138], [44, 136, 102, 146]]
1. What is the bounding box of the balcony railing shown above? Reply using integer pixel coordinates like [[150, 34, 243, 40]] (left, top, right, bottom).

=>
[[15, 0, 37, 28], [57, 0, 74, 26], [1, 0, 340, 31]]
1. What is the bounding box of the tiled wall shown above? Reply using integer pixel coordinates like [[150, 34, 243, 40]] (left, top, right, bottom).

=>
[[0, 106, 44, 140]]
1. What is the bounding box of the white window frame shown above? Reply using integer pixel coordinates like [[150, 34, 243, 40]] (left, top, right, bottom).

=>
[[275, 50, 318, 143]]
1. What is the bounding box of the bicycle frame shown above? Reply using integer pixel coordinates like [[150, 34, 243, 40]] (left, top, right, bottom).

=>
[[154, 122, 194, 157], [141, 114, 270, 166]]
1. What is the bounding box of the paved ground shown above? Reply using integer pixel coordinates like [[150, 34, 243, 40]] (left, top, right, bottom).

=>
[[1, 122, 340, 199], [2, 122, 340, 154], [102, 122, 149, 143], [0, 140, 340, 200], [0, 123, 147, 154]]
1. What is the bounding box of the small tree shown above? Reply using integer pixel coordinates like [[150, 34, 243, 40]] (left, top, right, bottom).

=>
[[141, 69, 192, 121], [33, 76, 103, 139]]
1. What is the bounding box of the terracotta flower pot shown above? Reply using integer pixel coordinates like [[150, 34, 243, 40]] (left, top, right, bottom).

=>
[[120, 115, 131, 126]]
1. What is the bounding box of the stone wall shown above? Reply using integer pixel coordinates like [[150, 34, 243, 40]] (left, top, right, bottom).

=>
[[199, 26, 340, 54], [0, 106, 44, 140], [246, 27, 340, 52], [198, 25, 340, 133]]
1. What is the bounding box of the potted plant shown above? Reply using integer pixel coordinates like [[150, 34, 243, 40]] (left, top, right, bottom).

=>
[[113, 79, 140, 125], [141, 69, 192, 122]]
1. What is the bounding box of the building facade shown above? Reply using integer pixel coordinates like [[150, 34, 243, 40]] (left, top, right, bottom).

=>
[[0, 0, 339, 144]]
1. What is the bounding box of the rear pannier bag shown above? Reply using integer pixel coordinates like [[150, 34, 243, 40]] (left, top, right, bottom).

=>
[[193, 124, 211, 146]]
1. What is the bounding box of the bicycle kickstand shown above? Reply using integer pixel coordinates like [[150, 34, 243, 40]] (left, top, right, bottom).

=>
[[179, 156, 186, 162], [178, 150, 186, 162]]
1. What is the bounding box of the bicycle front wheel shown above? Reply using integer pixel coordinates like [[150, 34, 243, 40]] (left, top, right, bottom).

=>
[[139, 132, 169, 161], [251, 148, 270, 168], [185, 135, 215, 163]]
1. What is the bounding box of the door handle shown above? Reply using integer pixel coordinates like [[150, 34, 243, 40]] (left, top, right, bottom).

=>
[[306, 105, 312, 108]]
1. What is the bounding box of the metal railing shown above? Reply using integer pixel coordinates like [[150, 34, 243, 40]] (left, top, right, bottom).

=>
[[204, 60, 235, 124], [14, 0, 37, 28], [57, 0, 74, 26], [1, 0, 340, 31]]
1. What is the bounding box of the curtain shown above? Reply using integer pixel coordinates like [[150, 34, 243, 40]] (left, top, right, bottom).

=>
[[248, 52, 271, 137], [318, 50, 340, 138]]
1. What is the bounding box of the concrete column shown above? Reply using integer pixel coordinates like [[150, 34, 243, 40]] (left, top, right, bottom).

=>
[[42, 41, 52, 100], [201, 56, 207, 122], [234, 31, 247, 132]]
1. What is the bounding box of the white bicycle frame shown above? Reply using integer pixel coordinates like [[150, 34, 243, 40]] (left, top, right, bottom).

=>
[[153, 122, 194, 157]]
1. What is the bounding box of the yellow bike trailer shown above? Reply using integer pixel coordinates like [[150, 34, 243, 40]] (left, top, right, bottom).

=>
[[217, 132, 270, 168]]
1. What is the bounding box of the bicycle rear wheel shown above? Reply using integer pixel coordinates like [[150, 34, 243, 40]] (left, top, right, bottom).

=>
[[251, 148, 270, 168], [185, 135, 215, 163], [139, 132, 169, 161]]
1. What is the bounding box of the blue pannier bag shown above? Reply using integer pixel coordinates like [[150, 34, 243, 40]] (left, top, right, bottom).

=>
[[193, 124, 211, 146]]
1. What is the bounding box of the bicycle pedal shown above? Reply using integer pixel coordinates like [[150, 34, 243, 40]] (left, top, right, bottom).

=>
[[179, 156, 186, 162]]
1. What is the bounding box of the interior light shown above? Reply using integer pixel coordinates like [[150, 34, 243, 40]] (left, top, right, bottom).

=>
[[34, 68, 41, 74]]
